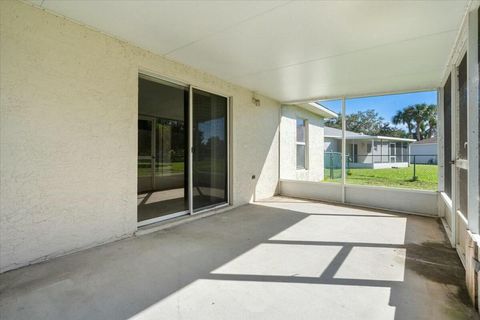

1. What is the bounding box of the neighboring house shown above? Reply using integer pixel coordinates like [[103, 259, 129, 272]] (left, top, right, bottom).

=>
[[409, 137, 438, 164], [324, 127, 416, 169]]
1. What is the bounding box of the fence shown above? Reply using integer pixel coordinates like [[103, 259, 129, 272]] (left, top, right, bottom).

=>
[[324, 152, 438, 187], [324, 152, 346, 180]]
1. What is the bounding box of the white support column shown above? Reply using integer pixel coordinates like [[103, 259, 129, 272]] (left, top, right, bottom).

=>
[[438, 87, 445, 192], [341, 98, 346, 203], [467, 9, 479, 234]]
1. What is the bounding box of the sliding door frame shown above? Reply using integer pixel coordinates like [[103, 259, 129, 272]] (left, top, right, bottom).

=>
[[137, 70, 231, 226], [189, 85, 231, 215], [137, 73, 190, 226]]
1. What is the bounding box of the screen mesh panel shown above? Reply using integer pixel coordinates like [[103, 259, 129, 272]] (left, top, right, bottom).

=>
[[458, 54, 468, 160], [459, 168, 468, 218]]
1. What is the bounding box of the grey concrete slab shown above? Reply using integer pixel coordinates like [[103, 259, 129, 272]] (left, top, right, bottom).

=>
[[0, 197, 477, 320]]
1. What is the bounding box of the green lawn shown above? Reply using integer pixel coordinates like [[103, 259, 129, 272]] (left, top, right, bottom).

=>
[[138, 161, 185, 177], [138, 159, 226, 177], [325, 165, 438, 190]]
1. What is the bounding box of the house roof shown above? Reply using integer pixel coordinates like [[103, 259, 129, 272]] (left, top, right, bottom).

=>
[[412, 137, 437, 145], [295, 102, 338, 118], [324, 126, 416, 142], [324, 126, 363, 139]]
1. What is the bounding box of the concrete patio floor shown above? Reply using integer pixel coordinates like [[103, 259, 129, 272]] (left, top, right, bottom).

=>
[[0, 197, 477, 320]]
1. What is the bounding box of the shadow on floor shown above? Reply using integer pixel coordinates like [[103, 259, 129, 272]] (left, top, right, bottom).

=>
[[0, 198, 477, 320]]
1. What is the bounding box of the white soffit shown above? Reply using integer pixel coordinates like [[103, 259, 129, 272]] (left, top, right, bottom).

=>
[[296, 103, 338, 119], [32, 0, 469, 102]]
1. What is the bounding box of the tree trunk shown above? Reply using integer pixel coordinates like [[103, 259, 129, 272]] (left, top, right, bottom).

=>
[[415, 121, 422, 141], [407, 124, 413, 139]]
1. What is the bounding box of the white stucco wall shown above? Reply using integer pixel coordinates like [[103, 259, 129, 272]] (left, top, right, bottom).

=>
[[280, 180, 438, 216], [0, 1, 280, 272], [280, 105, 324, 182]]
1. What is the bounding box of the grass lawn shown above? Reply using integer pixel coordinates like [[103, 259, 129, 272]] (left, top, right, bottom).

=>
[[325, 165, 438, 191], [138, 161, 185, 177], [138, 159, 226, 177]]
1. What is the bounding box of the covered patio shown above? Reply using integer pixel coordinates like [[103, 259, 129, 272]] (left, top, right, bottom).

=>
[[0, 198, 475, 320], [1, 1, 480, 319]]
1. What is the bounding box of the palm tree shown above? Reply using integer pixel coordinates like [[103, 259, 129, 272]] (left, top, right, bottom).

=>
[[392, 104, 437, 141], [424, 104, 437, 138], [410, 104, 428, 141], [392, 109, 414, 138]]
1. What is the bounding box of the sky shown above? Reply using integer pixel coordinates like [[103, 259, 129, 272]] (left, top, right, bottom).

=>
[[319, 90, 437, 126]]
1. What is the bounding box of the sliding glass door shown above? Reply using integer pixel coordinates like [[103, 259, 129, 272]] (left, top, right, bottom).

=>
[[192, 89, 228, 211], [137, 75, 229, 224], [137, 76, 188, 224]]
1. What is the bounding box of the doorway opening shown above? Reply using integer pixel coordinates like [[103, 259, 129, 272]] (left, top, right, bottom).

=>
[[389, 143, 396, 163], [137, 76, 188, 224], [137, 75, 229, 225], [350, 143, 358, 163]]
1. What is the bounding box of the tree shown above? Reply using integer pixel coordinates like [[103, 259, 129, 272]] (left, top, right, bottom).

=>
[[325, 103, 436, 141], [424, 104, 437, 138], [392, 109, 414, 138], [325, 109, 407, 137], [391, 104, 437, 141], [377, 124, 409, 138]]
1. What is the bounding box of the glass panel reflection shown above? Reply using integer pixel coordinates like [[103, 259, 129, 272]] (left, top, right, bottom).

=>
[[138, 119, 152, 157], [296, 145, 306, 169], [192, 89, 228, 211], [137, 76, 188, 222]]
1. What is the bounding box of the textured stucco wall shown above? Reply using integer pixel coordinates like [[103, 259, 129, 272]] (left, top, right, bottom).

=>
[[0, 1, 280, 272], [280, 105, 324, 182]]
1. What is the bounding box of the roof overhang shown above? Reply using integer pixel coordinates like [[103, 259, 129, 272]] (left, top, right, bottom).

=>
[[370, 136, 417, 142], [296, 102, 338, 118], [411, 142, 437, 145], [326, 135, 416, 142]]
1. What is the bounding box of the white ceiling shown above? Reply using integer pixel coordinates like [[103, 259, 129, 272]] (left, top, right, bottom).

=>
[[30, 0, 469, 102]]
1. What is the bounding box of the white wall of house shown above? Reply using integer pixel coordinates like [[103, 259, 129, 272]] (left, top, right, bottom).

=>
[[347, 140, 370, 163], [0, 1, 281, 272], [279, 180, 437, 215], [373, 141, 389, 162], [280, 105, 325, 182], [324, 138, 339, 152], [410, 143, 438, 164]]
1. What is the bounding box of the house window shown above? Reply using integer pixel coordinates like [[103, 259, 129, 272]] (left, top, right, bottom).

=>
[[367, 143, 372, 153], [296, 119, 307, 169]]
